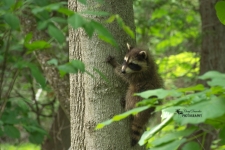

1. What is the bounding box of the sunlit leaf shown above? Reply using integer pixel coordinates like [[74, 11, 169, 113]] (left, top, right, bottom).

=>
[[174, 97, 225, 125], [25, 41, 51, 52], [135, 89, 182, 99], [106, 15, 116, 23], [139, 112, 173, 145], [96, 106, 150, 129], [178, 84, 205, 92]]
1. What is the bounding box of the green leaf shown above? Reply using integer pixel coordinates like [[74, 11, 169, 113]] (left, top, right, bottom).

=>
[[3, 0, 16, 9], [151, 139, 186, 150], [25, 41, 51, 52], [68, 13, 86, 29], [83, 23, 95, 37], [33, 0, 49, 6], [4, 125, 20, 139], [122, 24, 135, 39], [135, 89, 182, 99], [114, 15, 135, 38], [151, 127, 196, 146], [90, 21, 118, 47], [219, 126, 225, 145], [96, 105, 150, 130], [215, 1, 225, 25], [58, 7, 74, 16], [24, 33, 33, 44], [29, 132, 45, 144], [50, 17, 67, 24], [78, 0, 86, 4], [198, 71, 225, 80], [3, 13, 20, 30], [95, 119, 113, 130], [1, 110, 19, 124], [113, 105, 150, 121], [139, 112, 173, 145], [27, 64, 46, 89], [48, 25, 65, 44], [58, 60, 85, 77], [81, 10, 110, 16], [182, 141, 201, 150], [173, 97, 225, 125], [93, 67, 110, 84], [106, 15, 116, 23], [47, 58, 58, 66], [207, 78, 225, 88], [178, 84, 204, 92]]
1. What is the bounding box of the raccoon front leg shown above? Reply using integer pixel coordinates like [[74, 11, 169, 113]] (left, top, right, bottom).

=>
[[106, 56, 129, 83]]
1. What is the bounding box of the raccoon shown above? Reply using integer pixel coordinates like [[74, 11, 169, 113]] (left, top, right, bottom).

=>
[[106, 43, 163, 146]]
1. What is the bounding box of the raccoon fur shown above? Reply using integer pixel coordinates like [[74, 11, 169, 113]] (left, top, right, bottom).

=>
[[106, 43, 163, 146]]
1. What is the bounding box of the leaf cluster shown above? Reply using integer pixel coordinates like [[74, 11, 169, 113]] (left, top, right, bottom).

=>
[[97, 71, 225, 149]]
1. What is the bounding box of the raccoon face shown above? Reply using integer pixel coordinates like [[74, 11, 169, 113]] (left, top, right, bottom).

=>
[[121, 49, 148, 74]]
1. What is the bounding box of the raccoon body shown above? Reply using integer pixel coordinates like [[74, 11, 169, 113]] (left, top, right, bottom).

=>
[[106, 44, 163, 146]]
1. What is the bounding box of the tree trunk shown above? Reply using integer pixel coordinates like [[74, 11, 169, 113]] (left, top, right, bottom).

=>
[[42, 107, 70, 150], [199, 0, 225, 75], [194, 0, 225, 149], [69, 0, 145, 149]]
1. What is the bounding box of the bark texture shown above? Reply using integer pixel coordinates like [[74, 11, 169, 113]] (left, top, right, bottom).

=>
[[69, 0, 145, 149], [193, 0, 225, 149]]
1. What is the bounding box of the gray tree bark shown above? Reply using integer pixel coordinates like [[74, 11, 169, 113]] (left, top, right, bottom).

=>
[[69, 0, 145, 149]]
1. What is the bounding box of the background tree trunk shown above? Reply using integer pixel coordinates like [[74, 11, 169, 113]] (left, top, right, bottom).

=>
[[69, 0, 145, 149], [42, 107, 70, 150], [194, 0, 225, 149], [20, 9, 71, 150]]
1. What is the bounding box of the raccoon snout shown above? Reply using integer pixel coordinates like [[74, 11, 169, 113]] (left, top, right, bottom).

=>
[[121, 70, 126, 74]]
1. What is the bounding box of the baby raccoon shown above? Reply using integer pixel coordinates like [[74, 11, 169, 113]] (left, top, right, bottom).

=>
[[106, 43, 163, 146]]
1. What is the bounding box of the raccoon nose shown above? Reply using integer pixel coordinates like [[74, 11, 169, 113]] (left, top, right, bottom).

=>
[[121, 70, 126, 74]]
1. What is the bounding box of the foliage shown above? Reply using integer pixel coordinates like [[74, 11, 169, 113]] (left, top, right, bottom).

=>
[[0, 143, 40, 150], [96, 71, 225, 149], [133, 0, 200, 54], [215, 1, 225, 25]]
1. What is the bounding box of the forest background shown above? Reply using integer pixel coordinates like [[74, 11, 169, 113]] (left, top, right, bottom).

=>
[[0, 0, 225, 150]]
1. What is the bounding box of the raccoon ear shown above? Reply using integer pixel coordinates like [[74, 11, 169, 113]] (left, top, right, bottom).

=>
[[139, 51, 147, 59], [126, 43, 133, 51]]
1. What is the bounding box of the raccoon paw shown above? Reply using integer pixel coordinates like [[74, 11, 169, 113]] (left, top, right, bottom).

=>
[[106, 55, 115, 63], [106, 55, 117, 67]]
